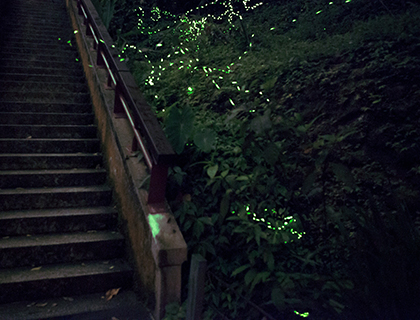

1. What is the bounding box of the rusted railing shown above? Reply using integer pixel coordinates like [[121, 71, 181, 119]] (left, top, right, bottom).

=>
[[76, 0, 175, 204]]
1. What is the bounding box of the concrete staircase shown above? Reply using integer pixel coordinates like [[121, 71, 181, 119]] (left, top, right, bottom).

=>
[[0, 0, 150, 319]]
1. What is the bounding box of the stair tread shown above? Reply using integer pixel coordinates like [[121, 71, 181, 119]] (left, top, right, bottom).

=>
[[0, 91, 89, 94], [0, 259, 131, 284], [0, 0, 141, 314], [0, 74, 82, 81], [0, 290, 151, 320], [0, 185, 111, 195], [0, 231, 123, 249], [0, 153, 101, 157], [0, 138, 99, 141], [0, 168, 106, 175], [0, 124, 95, 128], [0, 207, 116, 220], [0, 112, 92, 116]]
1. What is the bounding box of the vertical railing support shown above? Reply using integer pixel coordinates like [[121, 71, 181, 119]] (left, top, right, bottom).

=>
[[186, 254, 207, 320], [113, 86, 125, 117], [148, 164, 169, 204]]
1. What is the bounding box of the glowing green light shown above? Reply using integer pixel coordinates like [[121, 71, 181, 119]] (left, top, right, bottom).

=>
[[58, 38, 61, 40], [316, 10, 322, 14], [148, 214, 164, 238], [294, 311, 310, 318], [212, 80, 220, 90], [270, 27, 275, 30], [345, 0, 351, 2], [187, 87, 194, 95], [229, 99, 235, 106], [292, 19, 296, 22]]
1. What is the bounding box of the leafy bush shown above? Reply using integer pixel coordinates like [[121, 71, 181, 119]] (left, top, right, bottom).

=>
[[105, 0, 420, 318]]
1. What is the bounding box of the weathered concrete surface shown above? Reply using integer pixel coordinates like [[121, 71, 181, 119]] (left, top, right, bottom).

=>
[[65, 1, 187, 318]]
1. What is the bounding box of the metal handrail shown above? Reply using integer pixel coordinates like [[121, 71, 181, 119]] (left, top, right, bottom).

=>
[[76, 0, 176, 204]]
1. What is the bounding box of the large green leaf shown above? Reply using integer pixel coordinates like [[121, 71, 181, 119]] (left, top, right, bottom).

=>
[[330, 163, 356, 189], [250, 112, 272, 135], [271, 287, 286, 310], [261, 76, 278, 90], [102, 0, 116, 29], [207, 164, 218, 179], [263, 142, 280, 166], [194, 128, 217, 153], [231, 264, 250, 277], [165, 106, 194, 154]]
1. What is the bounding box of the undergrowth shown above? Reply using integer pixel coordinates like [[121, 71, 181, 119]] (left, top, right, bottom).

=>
[[99, 0, 420, 318]]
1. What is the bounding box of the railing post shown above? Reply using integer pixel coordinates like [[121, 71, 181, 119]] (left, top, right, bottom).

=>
[[96, 42, 105, 68], [186, 254, 207, 320], [113, 88, 125, 117], [148, 163, 168, 204], [77, 0, 83, 16], [86, 22, 92, 36]]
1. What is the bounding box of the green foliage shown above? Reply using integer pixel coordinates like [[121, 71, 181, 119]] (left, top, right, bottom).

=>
[[108, 0, 420, 318], [91, 0, 116, 29], [165, 106, 194, 154]]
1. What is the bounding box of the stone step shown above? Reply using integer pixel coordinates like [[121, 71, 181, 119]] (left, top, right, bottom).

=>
[[0, 91, 90, 104], [0, 153, 103, 170], [0, 58, 84, 71], [0, 124, 97, 139], [0, 101, 91, 113], [0, 112, 93, 125], [0, 138, 100, 153], [0, 65, 83, 76], [5, 13, 67, 22], [2, 23, 70, 32], [0, 32, 74, 45], [3, 35, 73, 44], [0, 73, 84, 85], [0, 185, 112, 210], [0, 111, 93, 125], [0, 0, 145, 317], [0, 168, 107, 188], [4, 17, 69, 26], [0, 290, 152, 320], [0, 207, 117, 236], [0, 52, 80, 63], [0, 259, 132, 304], [0, 81, 88, 93], [2, 24, 71, 34], [0, 231, 124, 268], [5, 39, 75, 49], [0, 45, 77, 57]]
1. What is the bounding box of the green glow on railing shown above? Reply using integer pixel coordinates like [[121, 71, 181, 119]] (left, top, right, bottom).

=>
[[148, 214, 165, 238]]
